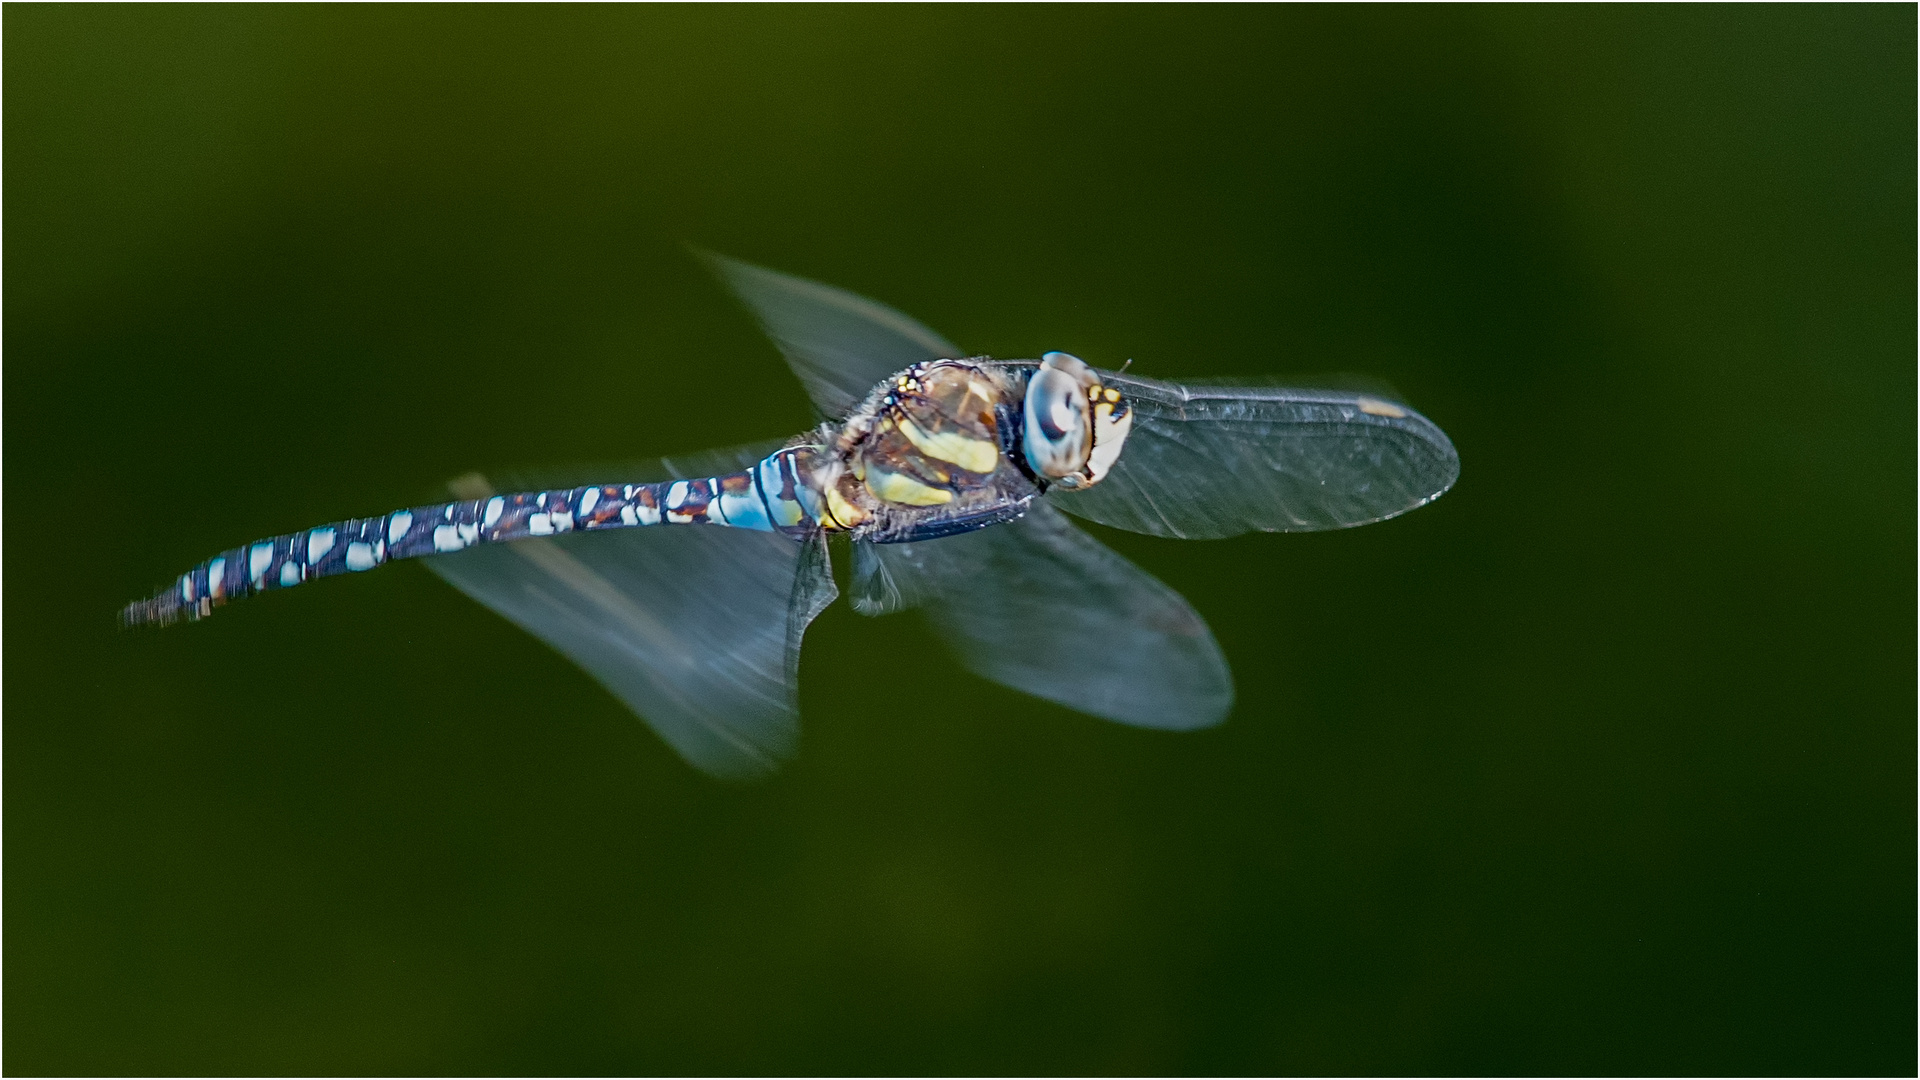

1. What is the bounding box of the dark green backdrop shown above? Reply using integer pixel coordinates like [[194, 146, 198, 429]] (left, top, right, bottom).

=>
[[7, 6, 1912, 1075]]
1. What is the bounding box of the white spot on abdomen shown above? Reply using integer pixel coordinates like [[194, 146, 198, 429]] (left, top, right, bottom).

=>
[[345, 542, 377, 571], [527, 513, 553, 536], [386, 513, 412, 546], [483, 497, 504, 529], [579, 488, 599, 516], [279, 561, 302, 587], [249, 543, 275, 584], [309, 527, 337, 564], [433, 525, 466, 552]]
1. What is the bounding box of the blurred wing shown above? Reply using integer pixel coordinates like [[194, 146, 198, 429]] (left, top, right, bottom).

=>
[[427, 446, 836, 780], [486, 440, 788, 496], [699, 250, 963, 418], [1048, 374, 1460, 538], [859, 502, 1231, 730]]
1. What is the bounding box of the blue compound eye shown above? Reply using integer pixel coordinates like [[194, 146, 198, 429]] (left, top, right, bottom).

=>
[[1023, 352, 1095, 481]]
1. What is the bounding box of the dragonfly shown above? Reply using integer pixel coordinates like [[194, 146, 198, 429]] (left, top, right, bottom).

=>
[[124, 254, 1459, 779]]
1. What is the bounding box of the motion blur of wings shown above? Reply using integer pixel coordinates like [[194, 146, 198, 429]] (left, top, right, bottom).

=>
[[428, 253, 1457, 778], [426, 444, 836, 779]]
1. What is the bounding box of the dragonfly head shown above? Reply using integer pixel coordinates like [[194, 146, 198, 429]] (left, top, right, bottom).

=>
[[1022, 352, 1133, 490]]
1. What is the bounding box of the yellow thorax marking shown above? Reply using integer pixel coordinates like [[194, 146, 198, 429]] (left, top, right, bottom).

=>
[[823, 484, 868, 529], [896, 416, 1000, 475], [865, 467, 955, 506]]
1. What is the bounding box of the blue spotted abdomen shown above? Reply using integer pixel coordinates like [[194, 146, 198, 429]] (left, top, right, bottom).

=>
[[121, 447, 823, 626]]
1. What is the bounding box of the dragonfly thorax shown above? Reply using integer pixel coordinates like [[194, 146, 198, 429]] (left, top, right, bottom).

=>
[[814, 359, 1033, 539]]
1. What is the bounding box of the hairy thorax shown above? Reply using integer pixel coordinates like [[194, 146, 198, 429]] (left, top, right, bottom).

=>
[[812, 360, 1040, 542]]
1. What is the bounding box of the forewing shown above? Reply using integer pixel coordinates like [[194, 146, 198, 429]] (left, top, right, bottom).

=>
[[426, 445, 835, 780], [699, 251, 964, 418], [864, 503, 1232, 731], [1048, 374, 1460, 538]]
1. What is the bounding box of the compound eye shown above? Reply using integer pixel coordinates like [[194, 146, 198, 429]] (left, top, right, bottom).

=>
[[1023, 352, 1094, 479]]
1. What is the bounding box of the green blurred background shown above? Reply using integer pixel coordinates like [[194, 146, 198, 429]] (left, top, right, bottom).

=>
[[6, 5, 1912, 1075]]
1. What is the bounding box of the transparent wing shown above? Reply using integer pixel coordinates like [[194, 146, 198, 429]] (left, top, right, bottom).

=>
[[1047, 373, 1460, 539], [856, 502, 1232, 731], [698, 250, 963, 418], [480, 439, 788, 497], [425, 445, 836, 780]]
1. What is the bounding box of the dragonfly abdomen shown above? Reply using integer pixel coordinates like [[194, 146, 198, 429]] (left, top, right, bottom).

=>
[[120, 448, 824, 627]]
